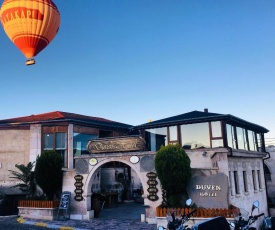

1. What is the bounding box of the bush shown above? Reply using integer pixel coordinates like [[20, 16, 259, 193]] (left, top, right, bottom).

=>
[[9, 162, 36, 198], [34, 150, 63, 200], [155, 144, 191, 207]]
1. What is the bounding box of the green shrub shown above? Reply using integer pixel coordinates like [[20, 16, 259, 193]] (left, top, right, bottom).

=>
[[34, 150, 63, 200], [9, 162, 36, 198], [155, 144, 191, 207]]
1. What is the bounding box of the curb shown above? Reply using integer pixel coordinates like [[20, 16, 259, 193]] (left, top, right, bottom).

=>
[[17, 217, 89, 230]]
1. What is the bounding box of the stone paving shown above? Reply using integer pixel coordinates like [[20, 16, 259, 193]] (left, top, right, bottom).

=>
[[19, 202, 157, 230]]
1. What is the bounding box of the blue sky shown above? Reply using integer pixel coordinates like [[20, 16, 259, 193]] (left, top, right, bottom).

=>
[[0, 0, 275, 144]]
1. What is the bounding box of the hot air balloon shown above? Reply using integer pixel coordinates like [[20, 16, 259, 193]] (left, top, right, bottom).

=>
[[0, 0, 60, 65]]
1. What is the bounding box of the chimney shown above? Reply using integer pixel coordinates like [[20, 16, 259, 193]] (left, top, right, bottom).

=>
[[204, 108, 208, 113]]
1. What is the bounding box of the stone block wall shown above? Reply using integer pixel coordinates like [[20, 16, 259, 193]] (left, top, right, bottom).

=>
[[0, 129, 30, 193]]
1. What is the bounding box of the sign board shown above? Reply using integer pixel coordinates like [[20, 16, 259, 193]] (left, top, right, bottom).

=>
[[86, 135, 146, 154], [74, 175, 84, 201], [186, 172, 229, 208], [146, 171, 159, 201], [59, 191, 71, 210]]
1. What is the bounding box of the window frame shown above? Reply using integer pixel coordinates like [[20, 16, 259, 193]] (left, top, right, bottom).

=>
[[42, 126, 68, 168]]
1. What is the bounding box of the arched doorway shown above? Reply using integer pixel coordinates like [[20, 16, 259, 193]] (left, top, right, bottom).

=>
[[86, 160, 146, 219]]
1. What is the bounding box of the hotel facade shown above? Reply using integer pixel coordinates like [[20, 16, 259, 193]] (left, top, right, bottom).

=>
[[0, 109, 270, 224]]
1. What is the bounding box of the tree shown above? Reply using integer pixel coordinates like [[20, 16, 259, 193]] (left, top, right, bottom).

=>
[[34, 150, 63, 200], [155, 144, 191, 207], [9, 162, 36, 198]]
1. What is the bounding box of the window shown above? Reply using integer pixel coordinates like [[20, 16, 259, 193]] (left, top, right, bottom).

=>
[[226, 124, 236, 149], [236, 127, 246, 150], [74, 133, 98, 156], [181, 123, 210, 149], [210, 121, 223, 148], [252, 170, 257, 191], [211, 121, 222, 137], [243, 171, 248, 193], [169, 126, 178, 144], [43, 132, 67, 167], [256, 133, 262, 151], [257, 170, 262, 189], [56, 132, 67, 167], [247, 130, 256, 151], [44, 134, 54, 150], [234, 171, 240, 194], [145, 127, 167, 151]]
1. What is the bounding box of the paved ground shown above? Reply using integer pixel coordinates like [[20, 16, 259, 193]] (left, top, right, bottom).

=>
[[2, 202, 157, 230]]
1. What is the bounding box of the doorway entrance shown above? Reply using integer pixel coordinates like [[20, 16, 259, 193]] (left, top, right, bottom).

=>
[[90, 161, 144, 218]]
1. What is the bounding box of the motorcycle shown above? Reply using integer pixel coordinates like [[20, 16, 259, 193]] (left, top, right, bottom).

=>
[[191, 216, 231, 230], [191, 201, 263, 230], [229, 200, 264, 230], [157, 198, 196, 230]]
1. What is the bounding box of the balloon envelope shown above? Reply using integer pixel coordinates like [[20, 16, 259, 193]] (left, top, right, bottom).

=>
[[0, 0, 60, 59]]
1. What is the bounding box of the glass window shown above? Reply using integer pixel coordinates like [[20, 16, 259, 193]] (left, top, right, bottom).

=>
[[247, 130, 256, 151], [56, 132, 67, 167], [56, 132, 66, 149], [211, 121, 222, 137], [226, 124, 235, 149], [236, 127, 246, 150], [256, 133, 262, 151], [44, 133, 54, 150], [73, 133, 98, 156], [145, 127, 167, 151], [181, 123, 210, 149], [212, 139, 223, 148], [43, 132, 67, 167], [169, 126, 177, 141]]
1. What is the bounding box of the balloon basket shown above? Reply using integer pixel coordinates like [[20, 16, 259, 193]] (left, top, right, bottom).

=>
[[26, 59, 35, 66]]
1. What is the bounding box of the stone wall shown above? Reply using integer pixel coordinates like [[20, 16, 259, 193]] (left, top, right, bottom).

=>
[[0, 129, 30, 194]]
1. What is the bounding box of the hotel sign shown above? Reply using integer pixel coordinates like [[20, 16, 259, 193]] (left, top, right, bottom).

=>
[[186, 173, 229, 208], [87, 136, 146, 154], [196, 184, 221, 197]]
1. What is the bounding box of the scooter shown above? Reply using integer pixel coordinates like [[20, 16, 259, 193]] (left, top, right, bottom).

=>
[[157, 198, 196, 230], [229, 200, 264, 230]]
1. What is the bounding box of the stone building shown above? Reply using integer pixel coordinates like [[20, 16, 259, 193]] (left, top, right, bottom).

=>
[[0, 109, 270, 226]]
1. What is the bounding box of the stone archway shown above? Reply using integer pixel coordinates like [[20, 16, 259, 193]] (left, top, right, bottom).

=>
[[83, 157, 148, 218], [71, 152, 161, 223]]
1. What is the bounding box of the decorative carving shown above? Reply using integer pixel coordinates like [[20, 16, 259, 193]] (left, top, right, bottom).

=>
[[75, 159, 89, 174], [87, 136, 146, 154], [140, 155, 155, 172]]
